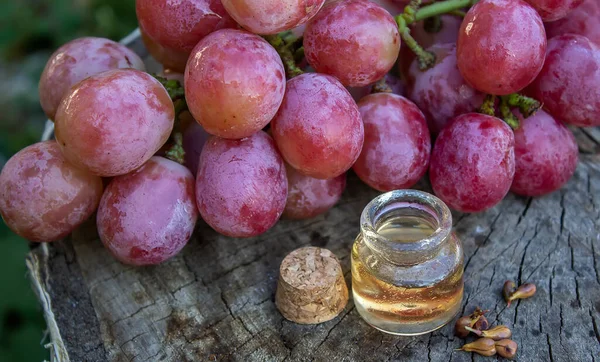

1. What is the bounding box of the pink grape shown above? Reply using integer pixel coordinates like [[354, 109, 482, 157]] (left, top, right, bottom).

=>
[[271, 73, 364, 179], [221, 0, 324, 34], [408, 43, 484, 134], [39, 37, 145, 120], [545, 0, 600, 45], [353, 93, 431, 192], [511, 110, 578, 196], [524, 0, 583, 21], [528, 34, 600, 127], [196, 131, 287, 237], [0, 141, 103, 242], [185, 29, 285, 139], [136, 0, 237, 70], [430, 113, 515, 213], [55, 69, 174, 177], [457, 0, 546, 95], [97, 157, 197, 265], [283, 165, 346, 220], [303, 0, 401, 87], [182, 118, 211, 176], [141, 30, 190, 73], [399, 15, 462, 78]]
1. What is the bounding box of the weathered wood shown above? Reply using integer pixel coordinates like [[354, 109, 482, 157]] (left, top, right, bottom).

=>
[[26, 32, 600, 361], [28, 151, 600, 362]]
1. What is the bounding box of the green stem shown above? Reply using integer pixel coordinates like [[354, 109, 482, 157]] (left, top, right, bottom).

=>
[[479, 94, 497, 116], [499, 96, 520, 130], [165, 132, 185, 165], [265, 34, 303, 79], [448, 9, 467, 17], [398, 24, 436, 70], [505, 93, 541, 118], [414, 0, 475, 22]]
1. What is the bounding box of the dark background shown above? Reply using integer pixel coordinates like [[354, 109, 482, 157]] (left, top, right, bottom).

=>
[[0, 1, 138, 360]]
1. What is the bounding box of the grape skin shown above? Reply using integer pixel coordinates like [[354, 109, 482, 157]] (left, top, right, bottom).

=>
[[545, 0, 600, 45], [0, 141, 103, 242], [304, 0, 401, 87], [271, 73, 364, 179], [196, 131, 287, 237], [97, 157, 198, 265], [55, 69, 174, 177], [524, 0, 583, 21], [457, 0, 546, 95], [283, 165, 346, 220], [528, 34, 600, 127], [39, 37, 145, 120], [430, 113, 515, 213], [136, 0, 237, 70], [185, 29, 286, 139], [511, 110, 578, 196], [353, 93, 431, 192], [221, 0, 325, 34], [408, 43, 484, 135]]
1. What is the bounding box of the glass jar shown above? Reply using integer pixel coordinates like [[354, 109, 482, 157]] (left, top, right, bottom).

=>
[[351, 190, 464, 335]]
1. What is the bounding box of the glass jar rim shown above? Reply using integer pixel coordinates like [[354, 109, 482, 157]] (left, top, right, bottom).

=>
[[360, 189, 452, 259]]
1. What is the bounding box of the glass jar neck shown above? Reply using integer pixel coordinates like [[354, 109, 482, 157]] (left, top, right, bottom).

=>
[[360, 190, 453, 266]]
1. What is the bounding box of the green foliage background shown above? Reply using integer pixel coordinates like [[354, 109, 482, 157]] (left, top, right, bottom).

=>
[[0, 1, 138, 360]]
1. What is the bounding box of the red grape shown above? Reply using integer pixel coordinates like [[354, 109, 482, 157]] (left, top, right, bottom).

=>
[[545, 0, 600, 45], [457, 0, 546, 95], [97, 157, 197, 265], [399, 15, 462, 78], [283, 164, 346, 219], [185, 29, 285, 139], [136, 0, 237, 71], [528, 34, 600, 127], [141, 30, 190, 73], [511, 110, 578, 196], [55, 69, 174, 177], [182, 118, 210, 176], [271, 73, 364, 179], [353, 93, 431, 192], [524, 0, 583, 21], [430, 113, 515, 213], [39, 37, 145, 120], [408, 43, 484, 134], [221, 0, 325, 34], [303, 0, 400, 87], [196, 131, 287, 237], [0, 141, 103, 242]]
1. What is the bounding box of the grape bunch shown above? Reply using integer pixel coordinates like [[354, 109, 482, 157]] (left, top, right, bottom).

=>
[[0, 0, 597, 265]]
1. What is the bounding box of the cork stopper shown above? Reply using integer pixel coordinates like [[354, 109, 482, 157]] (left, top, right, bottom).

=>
[[275, 246, 348, 324]]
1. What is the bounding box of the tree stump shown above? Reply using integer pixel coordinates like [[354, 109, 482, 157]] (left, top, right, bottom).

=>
[[26, 32, 600, 362]]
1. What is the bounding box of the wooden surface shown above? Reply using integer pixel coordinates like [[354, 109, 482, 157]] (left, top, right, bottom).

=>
[[26, 127, 600, 362], [26, 33, 600, 362]]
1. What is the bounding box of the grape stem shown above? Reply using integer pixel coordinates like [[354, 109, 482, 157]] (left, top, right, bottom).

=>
[[265, 34, 304, 79], [479, 95, 497, 116], [505, 93, 542, 118], [413, 0, 476, 22], [165, 132, 185, 165], [397, 18, 436, 70], [499, 97, 520, 130]]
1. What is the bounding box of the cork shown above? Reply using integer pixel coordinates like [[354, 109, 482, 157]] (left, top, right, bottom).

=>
[[275, 246, 349, 324]]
